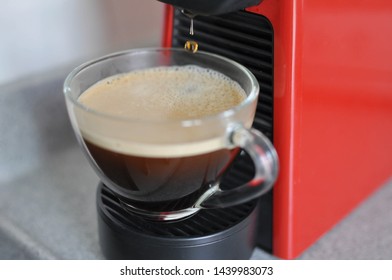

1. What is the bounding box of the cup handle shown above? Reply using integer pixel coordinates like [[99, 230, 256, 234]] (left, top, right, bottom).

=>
[[196, 125, 279, 208]]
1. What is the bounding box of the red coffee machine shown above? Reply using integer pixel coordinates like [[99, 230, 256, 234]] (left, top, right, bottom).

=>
[[159, 0, 392, 259]]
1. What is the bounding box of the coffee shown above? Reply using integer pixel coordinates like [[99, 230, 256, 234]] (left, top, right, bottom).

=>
[[84, 140, 239, 211], [78, 65, 247, 210]]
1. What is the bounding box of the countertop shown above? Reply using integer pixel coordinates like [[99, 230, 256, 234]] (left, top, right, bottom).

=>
[[1, 68, 391, 260]]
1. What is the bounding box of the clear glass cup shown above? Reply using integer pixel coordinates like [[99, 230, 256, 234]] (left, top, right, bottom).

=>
[[64, 48, 279, 221]]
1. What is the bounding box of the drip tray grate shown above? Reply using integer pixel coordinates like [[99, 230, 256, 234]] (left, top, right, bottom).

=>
[[98, 183, 257, 238]]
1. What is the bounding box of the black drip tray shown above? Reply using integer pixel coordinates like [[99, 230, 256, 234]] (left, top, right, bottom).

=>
[[97, 183, 258, 259]]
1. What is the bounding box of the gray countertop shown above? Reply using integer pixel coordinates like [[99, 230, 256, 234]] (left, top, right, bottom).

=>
[[1, 68, 391, 260]]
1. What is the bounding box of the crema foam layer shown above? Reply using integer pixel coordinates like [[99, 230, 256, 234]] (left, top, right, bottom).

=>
[[78, 65, 247, 157]]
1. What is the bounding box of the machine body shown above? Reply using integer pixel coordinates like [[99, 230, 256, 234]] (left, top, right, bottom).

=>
[[162, 0, 392, 259]]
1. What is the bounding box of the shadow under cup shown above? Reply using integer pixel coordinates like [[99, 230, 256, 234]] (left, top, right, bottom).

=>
[[64, 48, 278, 221]]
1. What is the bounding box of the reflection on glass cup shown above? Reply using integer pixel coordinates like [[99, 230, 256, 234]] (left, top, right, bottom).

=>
[[64, 48, 279, 221]]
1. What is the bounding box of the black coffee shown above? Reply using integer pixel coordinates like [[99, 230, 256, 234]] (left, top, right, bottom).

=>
[[85, 139, 239, 211]]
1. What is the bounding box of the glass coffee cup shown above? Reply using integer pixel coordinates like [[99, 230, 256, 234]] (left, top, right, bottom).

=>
[[64, 48, 279, 221]]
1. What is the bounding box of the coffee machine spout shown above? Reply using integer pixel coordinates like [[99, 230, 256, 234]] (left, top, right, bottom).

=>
[[157, 0, 262, 16]]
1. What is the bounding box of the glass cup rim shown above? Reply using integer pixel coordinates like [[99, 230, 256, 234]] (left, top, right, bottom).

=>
[[63, 47, 259, 126]]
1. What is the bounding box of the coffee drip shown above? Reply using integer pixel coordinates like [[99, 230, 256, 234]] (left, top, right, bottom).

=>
[[182, 9, 199, 53]]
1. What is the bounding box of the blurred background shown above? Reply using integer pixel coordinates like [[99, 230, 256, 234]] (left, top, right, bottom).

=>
[[0, 0, 164, 85]]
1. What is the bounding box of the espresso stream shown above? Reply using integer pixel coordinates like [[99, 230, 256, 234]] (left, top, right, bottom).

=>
[[78, 66, 246, 211]]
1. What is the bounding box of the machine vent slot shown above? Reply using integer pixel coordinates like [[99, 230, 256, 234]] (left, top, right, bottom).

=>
[[172, 10, 274, 252]]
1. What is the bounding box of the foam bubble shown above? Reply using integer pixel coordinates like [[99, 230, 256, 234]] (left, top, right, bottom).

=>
[[77, 65, 247, 156], [78, 65, 247, 121]]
